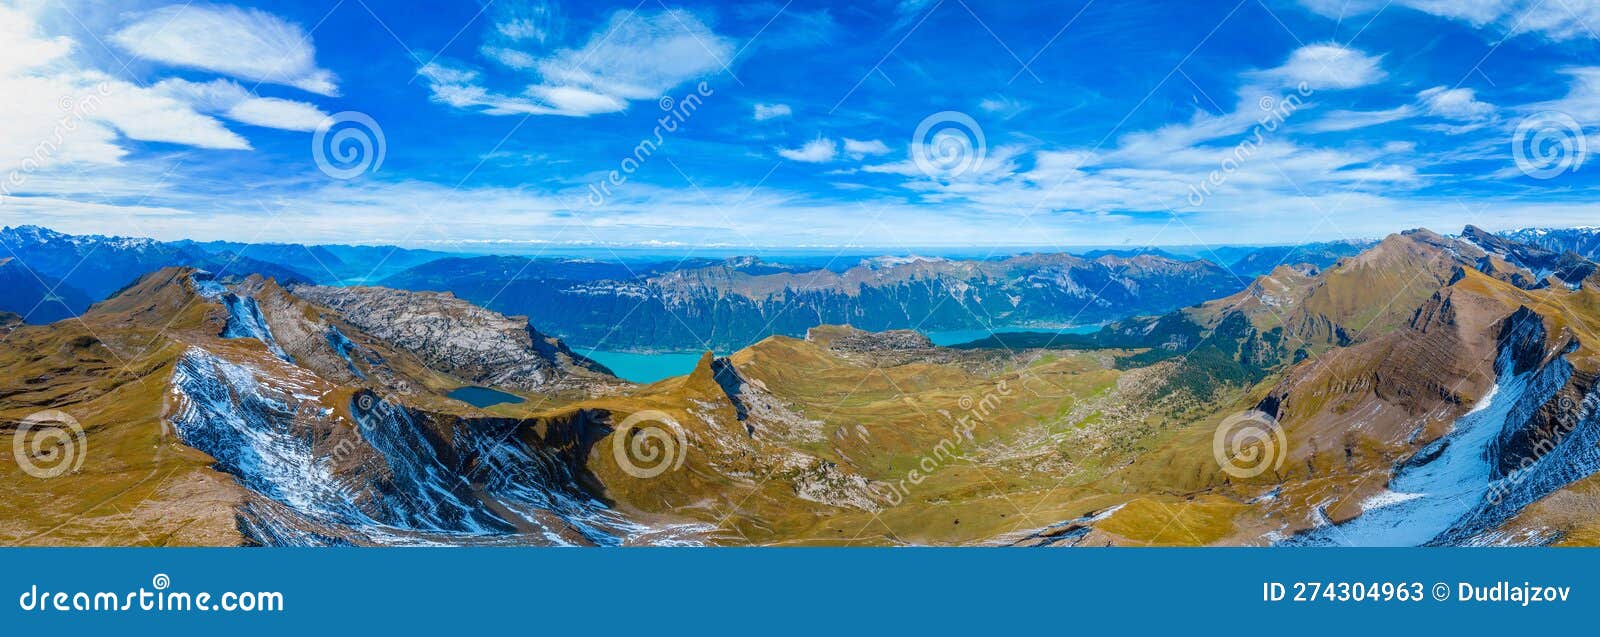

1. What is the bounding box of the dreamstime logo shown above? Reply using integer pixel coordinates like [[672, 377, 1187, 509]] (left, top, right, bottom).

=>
[[1487, 394, 1592, 506], [312, 111, 386, 180], [17, 573, 285, 613], [911, 111, 986, 180], [11, 410, 87, 479], [868, 379, 1013, 508], [1186, 82, 1312, 207], [1512, 111, 1585, 179], [1211, 410, 1286, 479], [611, 410, 687, 479], [587, 81, 714, 207]]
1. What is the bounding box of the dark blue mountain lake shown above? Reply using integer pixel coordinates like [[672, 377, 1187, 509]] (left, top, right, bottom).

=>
[[920, 325, 1099, 347], [580, 350, 705, 384], [448, 386, 526, 408]]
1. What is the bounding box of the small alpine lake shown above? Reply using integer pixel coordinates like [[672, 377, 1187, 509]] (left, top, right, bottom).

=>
[[447, 385, 526, 408]]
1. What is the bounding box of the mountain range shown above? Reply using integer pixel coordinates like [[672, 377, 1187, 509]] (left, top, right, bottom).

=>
[[3, 224, 1381, 351], [6, 224, 1600, 546]]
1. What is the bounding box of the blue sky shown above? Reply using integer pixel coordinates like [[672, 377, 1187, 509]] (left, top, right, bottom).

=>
[[1, 0, 1598, 251]]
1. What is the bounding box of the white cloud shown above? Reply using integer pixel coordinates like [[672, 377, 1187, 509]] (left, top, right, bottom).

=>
[[482, 46, 540, 70], [111, 4, 338, 96], [1417, 86, 1496, 120], [0, 4, 286, 188], [155, 79, 329, 132], [0, 5, 72, 74], [526, 84, 627, 115], [481, 1, 563, 69], [21, 171, 1598, 249], [893, 0, 938, 30], [777, 138, 838, 162], [534, 10, 732, 100], [0, 6, 254, 181], [493, 0, 563, 44], [851, 44, 1419, 222], [1250, 43, 1386, 89], [95, 82, 251, 149], [0, 74, 128, 173], [843, 138, 891, 158], [1530, 67, 1600, 123], [225, 97, 328, 132], [418, 62, 623, 116], [753, 103, 792, 121], [423, 9, 734, 118], [1298, 0, 1600, 42], [1303, 86, 1496, 133], [978, 95, 1031, 120], [735, 5, 840, 50], [1304, 106, 1415, 132], [0, 6, 122, 171]]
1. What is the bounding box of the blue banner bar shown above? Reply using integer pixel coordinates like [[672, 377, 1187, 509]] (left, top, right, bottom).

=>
[[4, 548, 1594, 634]]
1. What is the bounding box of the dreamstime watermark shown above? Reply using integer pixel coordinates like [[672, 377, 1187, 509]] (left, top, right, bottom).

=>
[[18, 573, 284, 613], [586, 81, 715, 207], [1486, 393, 1592, 507], [10, 410, 88, 479], [0, 82, 114, 206], [868, 379, 1014, 507], [1512, 111, 1585, 180], [312, 111, 386, 180], [1186, 82, 1313, 208], [1212, 410, 1286, 479], [610, 410, 688, 479], [911, 111, 986, 180]]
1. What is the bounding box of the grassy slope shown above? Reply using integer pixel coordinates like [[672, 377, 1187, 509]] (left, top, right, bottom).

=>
[[0, 274, 246, 546]]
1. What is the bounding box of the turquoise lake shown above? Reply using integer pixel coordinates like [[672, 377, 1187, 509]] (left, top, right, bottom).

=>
[[919, 325, 1100, 346], [579, 325, 1102, 383], [447, 385, 526, 408], [580, 350, 707, 384]]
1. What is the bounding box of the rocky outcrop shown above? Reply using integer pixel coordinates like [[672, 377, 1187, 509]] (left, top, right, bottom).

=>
[[293, 285, 615, 391]]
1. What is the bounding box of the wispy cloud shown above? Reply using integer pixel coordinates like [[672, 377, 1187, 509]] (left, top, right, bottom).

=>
[[1529, 67, 1600, 123], [1303, 85, 1497, 133], [111, 4, 339, 96], [1299, 0, 1600, 42], [0, 4, 259, 179], [1303, 106, 1415, 133], [420, 9, 734, 118], [492, 0, 563, 44], [753, 102, 792, 121], [777, 137, 838, 162], [978, 95, 1031, 120], [842, 138, 891, 158], [155, 79, 329, 132]]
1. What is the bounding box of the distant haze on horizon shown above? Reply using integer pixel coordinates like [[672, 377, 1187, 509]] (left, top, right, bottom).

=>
[[2, 1, 1597, 246]]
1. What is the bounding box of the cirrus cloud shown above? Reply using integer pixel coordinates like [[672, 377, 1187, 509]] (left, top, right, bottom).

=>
[[111, 4, 339, 96], [420, 9, 734, 118]]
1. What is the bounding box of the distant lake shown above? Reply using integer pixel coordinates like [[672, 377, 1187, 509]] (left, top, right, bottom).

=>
[[920, 325, 1100, 347], [579, 326, 1104, 381], [581, 350, 705, 384], [448, 386, 525, 408]]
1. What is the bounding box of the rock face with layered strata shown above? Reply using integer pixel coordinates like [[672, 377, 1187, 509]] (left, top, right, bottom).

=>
[[293, 285, 614, 391]]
